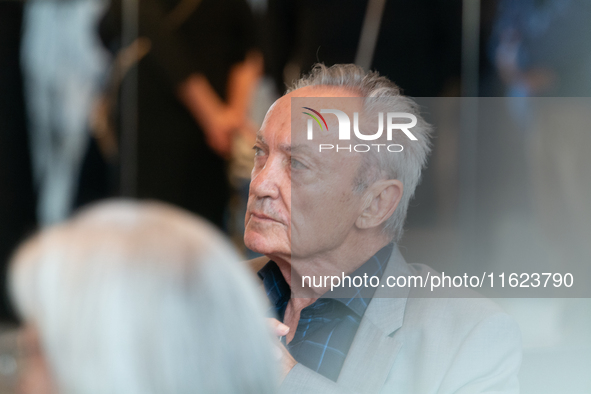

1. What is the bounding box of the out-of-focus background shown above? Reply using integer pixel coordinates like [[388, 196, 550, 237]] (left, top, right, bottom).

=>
[[1, 0, 591, 392]]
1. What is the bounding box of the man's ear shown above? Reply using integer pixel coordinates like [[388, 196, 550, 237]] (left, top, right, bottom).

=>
[[355, 179, 403, 230]]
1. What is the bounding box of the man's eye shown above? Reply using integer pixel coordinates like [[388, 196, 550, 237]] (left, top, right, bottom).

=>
[[291, 158, 307, 169], [253, 146, 265, 156]]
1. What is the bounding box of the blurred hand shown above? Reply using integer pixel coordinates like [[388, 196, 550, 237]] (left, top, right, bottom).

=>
[[267, 318, 297, 379], [178, 75, 245, 158], [202, 106, 242, 158], [17, 326, 56, 394], [522, 68, 556, 95]]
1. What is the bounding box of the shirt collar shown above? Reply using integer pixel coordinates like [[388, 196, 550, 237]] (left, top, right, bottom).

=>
[[258, 260, 290, 314], [333, 243, 393, 316]]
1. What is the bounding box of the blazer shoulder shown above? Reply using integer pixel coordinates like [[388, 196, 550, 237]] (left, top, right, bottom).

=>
[[404, 262, 509, 319]]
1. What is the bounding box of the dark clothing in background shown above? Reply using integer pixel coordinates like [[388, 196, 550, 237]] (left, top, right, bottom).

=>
[[0, 2, 36, 322], [99, 0, 258, 229], [264, 0, 462, 97]]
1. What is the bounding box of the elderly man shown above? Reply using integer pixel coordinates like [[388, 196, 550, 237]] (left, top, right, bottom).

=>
[[245, 64, 521, 393]]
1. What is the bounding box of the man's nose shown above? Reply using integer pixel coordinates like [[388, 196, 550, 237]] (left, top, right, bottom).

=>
[[249, 156, 284, 200]]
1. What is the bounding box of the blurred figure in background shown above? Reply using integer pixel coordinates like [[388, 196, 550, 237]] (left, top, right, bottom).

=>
[[490, 0, 591, 265], [9, 200, 278, 394], [98, 0, 263, 230], [20, 0, 109, 227]]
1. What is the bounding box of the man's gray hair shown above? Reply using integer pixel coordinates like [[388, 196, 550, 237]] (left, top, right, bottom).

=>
[[10, 200, 278, 394], [288, 63, 432, 242]]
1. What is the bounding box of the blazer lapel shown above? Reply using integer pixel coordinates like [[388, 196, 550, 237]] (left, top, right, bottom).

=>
[[336, 246, 412, 393]]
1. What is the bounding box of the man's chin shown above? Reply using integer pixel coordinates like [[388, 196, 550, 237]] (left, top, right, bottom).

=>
[[244, 229, 272, 255], [244, 226, 289, 257]]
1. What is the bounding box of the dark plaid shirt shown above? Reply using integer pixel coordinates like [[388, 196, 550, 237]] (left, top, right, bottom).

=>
[[258, 244, 393, 382]]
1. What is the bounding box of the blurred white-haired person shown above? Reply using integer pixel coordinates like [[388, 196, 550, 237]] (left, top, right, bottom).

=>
[[9, 200, 278, 394]]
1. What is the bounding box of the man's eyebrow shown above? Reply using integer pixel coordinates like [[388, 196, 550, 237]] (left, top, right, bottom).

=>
[[255, 133, 311, 154], [280, 144, 311, 154], [255, 133, 268, 147]]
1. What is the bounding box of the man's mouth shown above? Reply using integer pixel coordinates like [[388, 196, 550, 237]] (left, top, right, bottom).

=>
[[249, 211, 283, 224]]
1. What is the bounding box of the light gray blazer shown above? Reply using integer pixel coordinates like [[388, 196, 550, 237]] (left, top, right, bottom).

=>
[[249, 246, 522, 394]]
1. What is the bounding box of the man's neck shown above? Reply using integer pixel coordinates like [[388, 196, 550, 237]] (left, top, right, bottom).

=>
[[273, 230, 392, 298], [277, 231, 392, 344]]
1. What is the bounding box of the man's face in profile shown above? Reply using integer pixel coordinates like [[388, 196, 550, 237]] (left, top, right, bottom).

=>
[[243, 97, 293, 261], [244, 87, 367, 267]]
